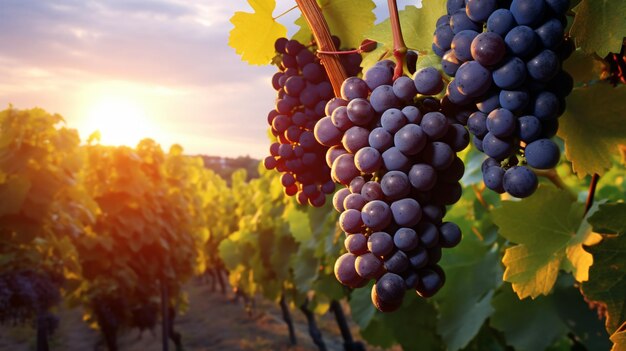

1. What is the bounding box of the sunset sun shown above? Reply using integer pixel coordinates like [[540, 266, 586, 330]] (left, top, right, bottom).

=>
[[78, 85, 162, 147]]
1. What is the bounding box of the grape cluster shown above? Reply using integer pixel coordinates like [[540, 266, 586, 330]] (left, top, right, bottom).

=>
[[318, 61, 468, 312], [264, 37, 362, 207], [0, 270, 61, 329], [433, 0, 574, 198]]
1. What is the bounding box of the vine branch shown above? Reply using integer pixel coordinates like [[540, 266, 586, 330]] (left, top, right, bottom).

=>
[[584, 173, 600, 216], [387, 0, 407, 80], [295, 0, 348, 96]]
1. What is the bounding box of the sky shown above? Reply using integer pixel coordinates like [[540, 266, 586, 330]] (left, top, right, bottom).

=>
[[0, 0, 418, 158]]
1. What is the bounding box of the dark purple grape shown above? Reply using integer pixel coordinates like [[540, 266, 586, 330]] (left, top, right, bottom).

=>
[[525, 138, 560, 169], [368, 232, 394, 257], [394, 228, 419, 252], [503, 165, 538, 198]]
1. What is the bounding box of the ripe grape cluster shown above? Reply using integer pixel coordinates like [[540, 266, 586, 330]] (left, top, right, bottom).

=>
[[318, 61, 469, 311], [433, 0, 574, 198], [264, 37, 362, 207], [0, 270, 61, 332]]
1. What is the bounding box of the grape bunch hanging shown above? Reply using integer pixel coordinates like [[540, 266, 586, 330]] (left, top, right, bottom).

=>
[[316, 61, 469, 312], [434, 0, 574, 198], [264, 37, 361, 207]]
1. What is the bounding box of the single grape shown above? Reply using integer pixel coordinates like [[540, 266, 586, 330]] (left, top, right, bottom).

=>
[[355, 253, 384, 280], [390, 198, 422, 227], [345, 234, 368, 255], [394, 124, 427, 155], [394, 228, 419, 252], [384, 251, 410, 274], [408, 163, 438, 191], [503, 166, 538, 198], [414, 67, 444, 95], [361, 200, 393, 231], [455, 61, 492, 97], [471, 32, 506, 66], [483, 166, 506, 193], [341, 77, 369, 100], [381, 108, 408, 134], [439, 222, 462, 248], [369, 127, 394, 152], [486, 108, 517, 138], [355, 147, 383, 174], [334, 253, 367, 288], [525, 138, 560, 169], [381, 171, 412, 200], [370, 85, 400, 113], [487, 9, 516, 36], [368, 232, 395, 257]]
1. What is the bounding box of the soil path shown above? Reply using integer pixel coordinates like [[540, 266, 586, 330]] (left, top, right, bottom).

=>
[[0, 281, 384, 351]]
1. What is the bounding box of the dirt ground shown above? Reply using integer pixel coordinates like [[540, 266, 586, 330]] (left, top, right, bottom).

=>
[[0, 281, 391, 351]]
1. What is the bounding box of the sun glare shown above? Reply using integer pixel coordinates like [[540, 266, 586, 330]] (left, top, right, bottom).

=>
[[82, 95, 155, 147]]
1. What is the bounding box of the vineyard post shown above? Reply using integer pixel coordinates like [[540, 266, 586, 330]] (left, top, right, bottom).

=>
[[300, 298, 328, 351], [279, 293, 297, 345], [161, 279, 170, 351], [36, 312, 49, 351], [294, 0, 348, 96], [330, 300, 362, 351]]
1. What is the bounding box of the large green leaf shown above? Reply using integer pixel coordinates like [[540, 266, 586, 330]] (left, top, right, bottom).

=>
[[361, 1, 446, 70], [569, 0, 626, 57], [436, 236, 502, 351], [229, 0, 287, 65], [583, 203, 626, 346], [559, 84, 626, 178], [293, 0, 376, 50], [491, 285, 569, 351], [492, 186, 597, 299]]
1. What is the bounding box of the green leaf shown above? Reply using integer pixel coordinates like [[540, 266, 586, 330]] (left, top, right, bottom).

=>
[[0, 177, 31, 216], [491, 285, 569, 351], [361, 1, 446, 70], [436, 237, 502, 351], [349, 281, 377, 329], [583, 203, 626, 338], [293, 0, 376, 50], [559, 84, 626, 178], [360, 296, 444, 350], [492, 186, 592, 298], [229, 0, 287, 65], [552, 278, 611, 351], [562, 50, 604, 84], [284, 204, 312, 243], [569, 0, 626, 57]]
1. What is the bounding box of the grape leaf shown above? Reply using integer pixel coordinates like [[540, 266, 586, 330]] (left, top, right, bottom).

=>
[[611, 331, 626, 351], [436, 236, 501, 351], [583, 203, 626, 341], [491, 285, 569, 351], [293, 0, 376, 50], [569, 0, 626, 57], [562, 50, 604, 84], [359, 296, 444, 350], [492, 186, 597, 299], [361, 1, 446, 70], [229, 0, 287, 65], [559, 84, 626, 178]]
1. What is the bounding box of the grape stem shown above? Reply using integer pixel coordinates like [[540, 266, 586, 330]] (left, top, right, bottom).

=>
[[295, 0, 348, 96], [316, 39, 377, 55], [535, 168, 570, 192], [584, 173, 600, 216], [387, 0, 407, 80]]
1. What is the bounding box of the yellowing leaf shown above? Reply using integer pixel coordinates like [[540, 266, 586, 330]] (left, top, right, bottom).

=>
[[229, 0, 287, 65], [492, 187, 596, 299], [570, 0, 626, 57], [559, 84, 626, 178], [293, 0, 376, 50]]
